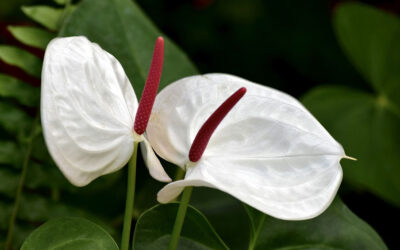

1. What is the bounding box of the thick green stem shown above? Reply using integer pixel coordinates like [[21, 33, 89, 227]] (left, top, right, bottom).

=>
[[5, 116, 39, 250], [121, 141, 139, 250], [174, 167, 185, 181], [168, 186, 193, 250]]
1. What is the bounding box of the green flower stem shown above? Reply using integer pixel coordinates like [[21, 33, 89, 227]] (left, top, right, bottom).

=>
[[121, 141, 139, 250], [174, 167, 185, 181], [168, 186, 193, 250], [5, 116, 39, 250]]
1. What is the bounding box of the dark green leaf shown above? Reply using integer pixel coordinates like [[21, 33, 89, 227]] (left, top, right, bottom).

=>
[[0, 101, 33, 137], [0, 74, 40, 107], [21, 6, 64, 31], [25, 162, 72, 190], [21, 217, 119, 250], [60, 0, 198, 95], [30, 133, 53, 163], [245, 198, 387, 249], [0, 141, 21, 167], [302, 86, 400, 206], [0, 167, 19, 197], [8, 26, 55, 50], [0, 201, 13, 229], [2, 191, 119, 249], [133, 203, 228, 250], [0, 46, 42, 77], [334, 2, 400, 107], [190, 188, 249, 250]]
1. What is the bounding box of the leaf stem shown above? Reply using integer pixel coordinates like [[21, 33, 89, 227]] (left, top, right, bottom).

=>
[[168, 186, 193, 250], [58, 0, 72, 29], [5, 116, 39, 250], [248, 214, 266, 250], [121, 141, 139, 250]]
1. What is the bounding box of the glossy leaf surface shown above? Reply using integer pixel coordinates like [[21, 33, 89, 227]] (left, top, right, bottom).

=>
[[59, 0, 198, 95], [133, 203, 228, 250], [21, 217, 119, 250]]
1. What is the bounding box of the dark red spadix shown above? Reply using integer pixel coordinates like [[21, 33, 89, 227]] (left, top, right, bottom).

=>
[[189, 87, 247, 162], [134, 37, 164, 135]]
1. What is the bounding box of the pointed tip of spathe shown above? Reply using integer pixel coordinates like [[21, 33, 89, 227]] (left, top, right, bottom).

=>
[[343, 155, 357, 161]]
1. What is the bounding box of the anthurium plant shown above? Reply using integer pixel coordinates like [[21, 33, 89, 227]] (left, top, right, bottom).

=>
[[0, 0, 396, 249]]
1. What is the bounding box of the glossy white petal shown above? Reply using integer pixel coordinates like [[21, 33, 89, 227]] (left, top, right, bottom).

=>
[[41, 36, 139, 186], [148, 73, 345, 220], [140, 137, 172, 182]]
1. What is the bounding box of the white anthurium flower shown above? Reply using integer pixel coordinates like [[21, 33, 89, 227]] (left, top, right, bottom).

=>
[[41, 36, 171, 186], [147, 73, 353, 220]]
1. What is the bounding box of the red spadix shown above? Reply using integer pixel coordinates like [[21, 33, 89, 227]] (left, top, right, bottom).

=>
[[134, 37, 164, 135], [189, 87, 247, 162]]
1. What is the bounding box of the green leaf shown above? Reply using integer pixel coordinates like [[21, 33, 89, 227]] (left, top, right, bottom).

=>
[[190, 188, 249, 250], [0, 168, 19, 197], [0, 201, 13, 229], [21, 217, 119, 250], [59, 0, 198, 95], [7, 26, 55, 50], [21, 6, 64, 31], [133, 203, 228, 250], [0, 101, 33, 137], [245, 198, 387, 249], [0, 46, 42, 77], [302, 86, 400, 206], [25, 162, 72, 190], [54, 0, 69, 5], [334, 2, 400, 107], [0, 141, 21, 167], [0, 74, 40, 107]]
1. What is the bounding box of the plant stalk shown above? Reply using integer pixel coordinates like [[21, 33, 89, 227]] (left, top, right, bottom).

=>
[[5, 116, 39, 250], [121, 141, 139, 250], [168, 186, 193, 250]]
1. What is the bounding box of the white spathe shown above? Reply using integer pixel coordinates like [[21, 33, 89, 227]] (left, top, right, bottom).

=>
[[41, 36, 171, 186], [147, 73, 345, 220]]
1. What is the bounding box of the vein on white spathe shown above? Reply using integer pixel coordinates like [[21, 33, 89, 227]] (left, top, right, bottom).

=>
[[147, 74, 348, 220], [41, 36, 171, 186]]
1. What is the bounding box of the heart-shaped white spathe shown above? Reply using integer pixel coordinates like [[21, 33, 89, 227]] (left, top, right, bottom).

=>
[[147, 73, 346, 220], [41, 36, 171, 186]]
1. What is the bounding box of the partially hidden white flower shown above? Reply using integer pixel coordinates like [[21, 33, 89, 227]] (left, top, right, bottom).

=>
[[41, 36, 171, 186], [147, 73, 351, 220]]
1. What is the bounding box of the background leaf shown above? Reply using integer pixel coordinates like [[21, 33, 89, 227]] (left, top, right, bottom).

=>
[[0, 46, 42, 77], [245, 198, 387, 250], [133, 203, 228, 250], [0, 101, 33, 138], [0, 74, 40, 107], [59, 0, 198, 95], [21, 5, 64, 31], [190, 188, 249, 250], [335, 2, 400, 107], [21, 217, 119, 250], [302, 3, 400, 207], [302, 86, 400, 206], [7, 26, 55, 49]]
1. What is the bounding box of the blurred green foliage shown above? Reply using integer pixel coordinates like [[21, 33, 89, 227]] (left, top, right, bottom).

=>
[[0, 0, 398, 249], [303, 3, 400, 207]]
